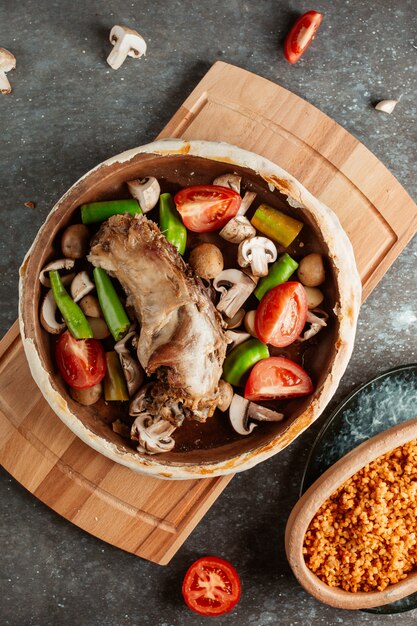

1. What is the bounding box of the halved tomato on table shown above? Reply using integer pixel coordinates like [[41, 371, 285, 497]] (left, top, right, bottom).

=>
[[244, 357, 313, 401], [284, 10, 323, 64], [182, 556, 241, 616], [174, 184, 241, 232], [255, 281, 307, 347], [55, 330, 107, 390]]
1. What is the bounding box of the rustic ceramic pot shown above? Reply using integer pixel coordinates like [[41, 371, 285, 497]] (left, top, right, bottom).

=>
[[19, 139, 361, 479], [286, 418, 417, 609]]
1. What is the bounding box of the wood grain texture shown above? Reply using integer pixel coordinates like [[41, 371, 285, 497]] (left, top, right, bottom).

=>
[[1, 62, 416, 565]]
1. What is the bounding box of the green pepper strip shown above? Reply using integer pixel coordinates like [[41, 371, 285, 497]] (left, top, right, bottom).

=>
[[49, 270, 93, 339], [251, 203, 303, 247], [81, 199, 142, 224], [103, 352, 129, 401], [159, 193, 187, 255], [93, 267, 130, 342], [223, 339, 269, 387], [254, 253, 299, 301]]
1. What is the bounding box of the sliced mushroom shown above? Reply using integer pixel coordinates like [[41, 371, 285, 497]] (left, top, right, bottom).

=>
[[0, 48, 16, 94], [70, 383, 102, 406], [127, 176, 160, 212], [39, 259, 75, 287], [189, 243, 224, 280], [244, 310, 257, 337], [107, 25, 147, 70], [217, 380, 233, 412], [115, 331, 145, 396], [298, 308, 329, 341], [224, 329, 251, 351], [213, 269, 257, 318], [70, 271, 95, 302], [224, 308, 245, 329], [238, 237, 277, 277], [219, 192, 257, 243], [212, 173, 241, 193], [219, 215, 256, 244], [129, 383, 152, 416], [131, 414, 176, 454], [40, 290, 66, 334], [229, 395, 257, 436], [247, 403, 284, 422], [61, 224, 90, 259]]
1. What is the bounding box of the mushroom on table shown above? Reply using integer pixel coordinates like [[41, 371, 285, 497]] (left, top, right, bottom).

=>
[[107, 25, 147, 70], [0, 48, 16, 94]]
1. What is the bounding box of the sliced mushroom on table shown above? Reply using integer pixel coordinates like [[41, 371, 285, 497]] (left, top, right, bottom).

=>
[[107, 25, 147, 70], [0, 48, 16, 94]]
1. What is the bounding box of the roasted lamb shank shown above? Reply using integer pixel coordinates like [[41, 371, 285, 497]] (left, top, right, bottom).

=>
[[88, 214, 228, 426]]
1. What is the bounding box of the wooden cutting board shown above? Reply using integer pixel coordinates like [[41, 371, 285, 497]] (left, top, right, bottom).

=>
[[1, 62, 416, 565]]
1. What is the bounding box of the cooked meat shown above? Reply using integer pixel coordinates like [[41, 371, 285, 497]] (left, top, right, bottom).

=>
[[88, 214, 228, 424]]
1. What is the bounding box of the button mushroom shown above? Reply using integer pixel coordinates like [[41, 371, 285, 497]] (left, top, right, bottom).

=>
[[39, 259, 75, 287], [115, 330, 145, 396], [304, 286, 324, 309], [213, 269, 257, 319], [107, 25, 147, 70], [127, 177, 160, 213], [189, 243, 224, 280], [297, 253, 325, 287], [243, 310, 257, 337], [238, 236, 277, 277], [219, 192, 257, 244], [70, 271, 95, 303], [217, 380, 234, 412], [229, 394, 284, 436], [61, 224, 90, 259], [70, 383, 102, 406], [212, 173, 241, 194], [0, 48, 16, 94], [78, 294, 102, 318], [131, 414, 176, 454]]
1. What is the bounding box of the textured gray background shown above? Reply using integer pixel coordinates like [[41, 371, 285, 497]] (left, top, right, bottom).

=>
[[1, 1, 416, 624]]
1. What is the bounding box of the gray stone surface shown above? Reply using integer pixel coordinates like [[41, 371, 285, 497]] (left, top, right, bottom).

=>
[[1, 1, 416, 624]]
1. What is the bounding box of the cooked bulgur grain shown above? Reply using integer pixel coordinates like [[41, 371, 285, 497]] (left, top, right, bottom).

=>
[[303, 439, 417, 592]]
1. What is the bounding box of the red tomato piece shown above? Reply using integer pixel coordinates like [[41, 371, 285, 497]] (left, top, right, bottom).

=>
[[182, 556, 241, 616], [284, 10, 323, 64], [244, 357, 313, 401], [55, 330, 107, 390], [174, 185, 241, 232], [255, 281, 307, 347]]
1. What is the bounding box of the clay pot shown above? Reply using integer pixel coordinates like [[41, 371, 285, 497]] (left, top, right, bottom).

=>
[[285, 418, 417, 609], [18, 139, 361, 479]]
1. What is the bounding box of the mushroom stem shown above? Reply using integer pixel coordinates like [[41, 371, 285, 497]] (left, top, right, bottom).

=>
[[237, 191, 257, 216]]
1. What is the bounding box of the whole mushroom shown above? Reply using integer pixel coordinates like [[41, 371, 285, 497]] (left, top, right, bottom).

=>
[[189, 243, 224, 280]]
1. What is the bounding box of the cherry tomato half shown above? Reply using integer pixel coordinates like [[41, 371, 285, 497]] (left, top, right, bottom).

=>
[[284, 10, 323, 64], [255, 281, 307, 347], [55, 330, 107, 390], [174, 185, 241, 232], [182, 556, 241, 616], [244, 357, 313, 401]]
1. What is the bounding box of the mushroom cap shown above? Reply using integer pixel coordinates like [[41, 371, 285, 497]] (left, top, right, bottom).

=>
[[0, 48, 16, 71]]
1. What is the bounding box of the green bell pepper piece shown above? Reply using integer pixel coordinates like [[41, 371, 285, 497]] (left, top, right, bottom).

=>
[[81, 199, 142, 224], [93, 267, 131, 342], [49, 270, 93, 339], [251, 203, 303, 247], [159, 192, 187, 254], [254, 253, 299, 301], [223, 338, 269, 387]]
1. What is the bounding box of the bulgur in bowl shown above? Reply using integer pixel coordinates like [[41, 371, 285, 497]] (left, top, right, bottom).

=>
[[285, 418, 417, 610]]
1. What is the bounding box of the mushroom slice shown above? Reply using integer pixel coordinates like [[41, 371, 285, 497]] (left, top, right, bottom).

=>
[[213, 269, 257, 319], [298, 308, 329, 342], [107, 25, 147, 70], [219, 215, 256, 244], [237, 191, 257, 216], [131, 414, 176, 454], [247, 403, 284, 422], [212, 173, 241, 193], [217, 380, 233, 412], [229, 395, 257, 436], [238, 237, 277, 277], [70, 271, 95, 303], [224, 329, 251, 351], [224, 308, 245, 329], [0, 48, 16, 94], [115, 331, 144, 396], [40, 289, 66, 334], [39, 259, 75, 287], [127, 177, 160, 213]]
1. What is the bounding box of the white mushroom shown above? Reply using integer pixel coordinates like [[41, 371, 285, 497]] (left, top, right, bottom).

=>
[[0, 48, 16, 94], [244, 310, 257, 337], [304, 286, 324, 309], [298, 308, 329, 342], [40, 290, 66, 334], [217, 380, 234, 412], [131, 414, 176, 454], [70, 271, 95, 302], [107, 25, 147, 70], [127, 176, 160, 212], [223, 308, 245, 329], [39, 259, 75, 287], [213, 269, 257, 318], [229, 395, 284, 436], [298, 253, 325, 287], [70, 383, 102, 406], [212, 173, 241, 193], [189, 243, 224, 280], [115, 331, 144, 396], [238, 237, 277, 277], [374, 99, 399, 114], [224, 329, 251, 351], [219, 192, 257, 243]]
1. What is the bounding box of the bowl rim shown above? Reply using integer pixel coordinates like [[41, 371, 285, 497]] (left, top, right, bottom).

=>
[[18, 138, 362, 479], [285, 417, 417, 609]]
